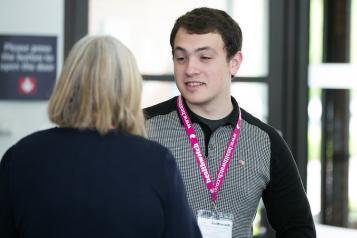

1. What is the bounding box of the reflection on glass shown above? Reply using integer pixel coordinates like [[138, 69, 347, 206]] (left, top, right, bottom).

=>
[[231, 82, 267, 122], [141, 81, 179, 108], [307, 0, 324, 224], [307, 88, 357, 228], [309, 0, 324, 64], [351, 0, 357, 63], [350, 89, 357, 228], [89, 0, 268, 77], [231, 0, 268, 77], [349, 3, 357, 227], [308, 0, 357, 227], [307, 88, 322, 218]]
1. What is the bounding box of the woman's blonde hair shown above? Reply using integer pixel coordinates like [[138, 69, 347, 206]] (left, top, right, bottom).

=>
[[48, 35, 146, 136]]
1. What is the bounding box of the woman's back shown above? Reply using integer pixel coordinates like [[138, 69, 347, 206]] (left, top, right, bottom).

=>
[[0, 127, 201, 238]]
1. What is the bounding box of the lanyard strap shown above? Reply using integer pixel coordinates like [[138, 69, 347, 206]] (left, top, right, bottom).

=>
[[176, 96, 242, 204]]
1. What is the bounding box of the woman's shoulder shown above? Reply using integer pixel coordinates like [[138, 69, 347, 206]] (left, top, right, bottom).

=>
[[10, 127, 59, 147], [118, 132, 171, 156]]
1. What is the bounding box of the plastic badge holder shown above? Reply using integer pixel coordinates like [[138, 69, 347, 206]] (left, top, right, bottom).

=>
[[197, 209, 234, 238]]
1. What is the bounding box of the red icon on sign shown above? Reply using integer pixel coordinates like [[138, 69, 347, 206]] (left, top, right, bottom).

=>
[[18, 76, 37, 95]]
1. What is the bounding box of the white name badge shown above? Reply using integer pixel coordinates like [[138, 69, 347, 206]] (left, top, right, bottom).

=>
[[197, 209, 233, 238]]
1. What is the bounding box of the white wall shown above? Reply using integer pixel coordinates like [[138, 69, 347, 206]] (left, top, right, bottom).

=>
[[0, 0, 64, 158], [316, 224, 357, 238]]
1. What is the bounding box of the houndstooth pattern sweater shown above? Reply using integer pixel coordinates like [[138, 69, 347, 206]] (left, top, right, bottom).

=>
[[144, 96, 315, 238]]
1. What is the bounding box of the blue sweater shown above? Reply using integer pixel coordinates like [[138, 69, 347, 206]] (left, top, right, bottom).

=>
[[0, 127, 202, 238]]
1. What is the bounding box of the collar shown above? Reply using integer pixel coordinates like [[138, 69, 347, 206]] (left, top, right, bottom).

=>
[[180, 96, 239, 128]]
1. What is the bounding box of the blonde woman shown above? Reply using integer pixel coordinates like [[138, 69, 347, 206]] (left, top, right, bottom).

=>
[[0, 36, 202, 238]]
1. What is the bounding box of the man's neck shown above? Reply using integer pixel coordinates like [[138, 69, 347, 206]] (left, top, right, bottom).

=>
[[185, 97, 233, 120]]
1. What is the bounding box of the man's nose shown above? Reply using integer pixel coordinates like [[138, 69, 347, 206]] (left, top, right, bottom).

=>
[[185, 58, 200, 76]]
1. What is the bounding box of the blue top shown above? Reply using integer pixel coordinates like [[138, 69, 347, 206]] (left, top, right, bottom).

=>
[[0, 127, 202, 238]]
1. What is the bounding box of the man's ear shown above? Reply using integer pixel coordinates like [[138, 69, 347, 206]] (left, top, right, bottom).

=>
[[230, 51, 243, 76]]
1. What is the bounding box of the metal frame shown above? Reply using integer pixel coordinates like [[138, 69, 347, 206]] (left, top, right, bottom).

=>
[[320, 0, 351, 227], [64, 0, 88, 58], [268, 0, 310, 188]]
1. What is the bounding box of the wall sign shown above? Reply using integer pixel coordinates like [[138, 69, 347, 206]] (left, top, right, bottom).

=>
[[0, 35, 57, 100]]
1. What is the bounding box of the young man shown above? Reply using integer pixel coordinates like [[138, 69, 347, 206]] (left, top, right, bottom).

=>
[[145, 7, 315, 238]]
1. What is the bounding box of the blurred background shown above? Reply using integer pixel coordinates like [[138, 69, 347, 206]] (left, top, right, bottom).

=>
[[0, 0, 356, 237]]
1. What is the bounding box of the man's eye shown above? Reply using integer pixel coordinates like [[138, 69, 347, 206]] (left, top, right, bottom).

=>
[[201, 56, 212, 60], [175, 57, 185, 62]]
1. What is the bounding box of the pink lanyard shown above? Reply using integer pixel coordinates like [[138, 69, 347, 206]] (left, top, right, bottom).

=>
[[176, 96, 242, 204]]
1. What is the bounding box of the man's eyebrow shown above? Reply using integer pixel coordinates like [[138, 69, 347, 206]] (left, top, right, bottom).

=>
[[173, 47, 186, 53], [173, 46, 216, 54], [195, 46, 215, 53]]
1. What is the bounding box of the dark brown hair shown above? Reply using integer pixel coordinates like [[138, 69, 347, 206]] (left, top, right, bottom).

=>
[[170, 7, 242, 60]]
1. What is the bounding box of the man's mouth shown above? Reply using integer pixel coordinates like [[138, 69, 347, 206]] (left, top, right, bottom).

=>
[[185, 81, 205, 87]]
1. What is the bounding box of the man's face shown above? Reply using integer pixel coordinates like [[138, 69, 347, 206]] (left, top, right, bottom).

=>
[[173, 27, 242, 110]]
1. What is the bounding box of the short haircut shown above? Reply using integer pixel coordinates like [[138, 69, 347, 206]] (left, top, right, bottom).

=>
[[170, 7, 242, 60], [48, 35, 146, 136]]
